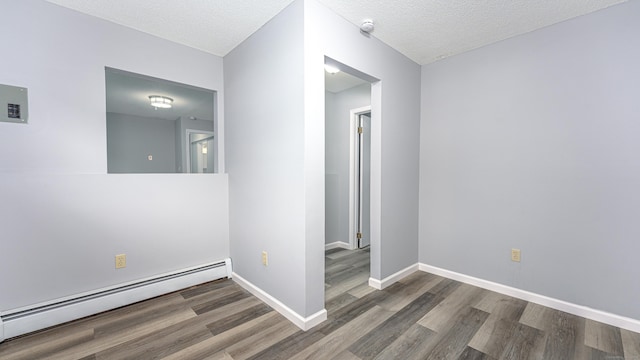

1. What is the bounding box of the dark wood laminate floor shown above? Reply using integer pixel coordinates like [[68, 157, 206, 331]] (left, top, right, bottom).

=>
[[1, 248, 639, 359]]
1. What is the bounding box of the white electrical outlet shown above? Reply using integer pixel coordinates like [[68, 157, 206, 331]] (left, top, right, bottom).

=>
[[262, 251, 268, 266]]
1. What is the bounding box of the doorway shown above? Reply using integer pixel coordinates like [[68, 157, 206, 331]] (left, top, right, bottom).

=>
[[186, 130, 215, 173], [324, 73, 371, 251], [324, 59, 375, 313], [351, 108, 371, 249]]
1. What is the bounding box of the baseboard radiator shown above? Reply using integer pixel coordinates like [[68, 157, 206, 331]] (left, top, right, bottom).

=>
[[0, 258, 232, 342]]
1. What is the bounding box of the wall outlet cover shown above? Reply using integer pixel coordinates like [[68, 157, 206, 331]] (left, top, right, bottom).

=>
[[115, 254, 127, 269], [511, 248, 521, 262]]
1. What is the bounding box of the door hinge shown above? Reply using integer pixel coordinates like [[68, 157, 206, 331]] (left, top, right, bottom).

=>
[[358, 126, 363, 134], [357, 232, 362, 239]]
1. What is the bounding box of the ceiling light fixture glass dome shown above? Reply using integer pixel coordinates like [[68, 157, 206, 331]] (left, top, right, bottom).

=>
[[148, 95, 173, 109]]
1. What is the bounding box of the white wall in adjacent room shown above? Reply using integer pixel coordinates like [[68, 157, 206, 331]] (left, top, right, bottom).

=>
[[107, 113, 177, 173]]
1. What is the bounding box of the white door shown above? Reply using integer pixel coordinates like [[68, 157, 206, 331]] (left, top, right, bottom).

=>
[[356, 113, 371, 248]]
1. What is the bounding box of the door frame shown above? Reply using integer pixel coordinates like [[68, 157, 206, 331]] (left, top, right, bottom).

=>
[[349, 106, 372, 250], [185, 129, 215, 173]]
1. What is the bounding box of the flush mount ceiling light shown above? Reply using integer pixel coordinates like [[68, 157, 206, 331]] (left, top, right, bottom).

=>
[[324, 64, 340, 74], [148, 95, 173, 109]]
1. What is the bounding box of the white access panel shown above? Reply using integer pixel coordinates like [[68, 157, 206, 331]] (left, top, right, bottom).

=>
[[0, 84, 28, 124]]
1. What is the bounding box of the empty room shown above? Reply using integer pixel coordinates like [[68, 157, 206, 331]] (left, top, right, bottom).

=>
[[1, 0, 639, 359]]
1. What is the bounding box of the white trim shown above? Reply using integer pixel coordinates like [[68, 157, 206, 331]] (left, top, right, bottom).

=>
[[0, 260, 231, 342], [419, 263, 640, 334], [368, 278, 382, 290], [232, 272, 327, 331], [225, 258, 233, 279], [302, 309, 328, 331], [368, 263, 419, 290], [325, 241, 352, 250]]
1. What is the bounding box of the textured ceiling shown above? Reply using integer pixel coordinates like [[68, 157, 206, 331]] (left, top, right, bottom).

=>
[[317, 0, 626, 64], [45, 0, 294, 59], [46, 0, 626, 65]]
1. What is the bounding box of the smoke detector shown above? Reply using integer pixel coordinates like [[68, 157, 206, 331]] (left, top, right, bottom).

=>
[[360, 20, 374, 33]]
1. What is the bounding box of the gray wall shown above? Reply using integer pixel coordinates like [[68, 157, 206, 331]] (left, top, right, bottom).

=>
[[325, 84, 371, 245], [225, 0, 421, 320], [225, 1, 309, 316], [420, 1, 639, 320], [107, 113, 177, 173], [0, 0, 229, 311], [306, 0, 422, 282]]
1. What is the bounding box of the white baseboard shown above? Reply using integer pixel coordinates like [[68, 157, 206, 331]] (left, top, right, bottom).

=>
[[0, 260, 231, 343], [369, 263, 419, 290], [419, 263, 640, 334], [232, 272, 327, 331], [225, 258, 233, 279], [325, 241, 352, 250]]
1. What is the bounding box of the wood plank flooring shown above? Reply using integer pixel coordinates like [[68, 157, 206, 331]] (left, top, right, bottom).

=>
[[1, 248, 638, 359]]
